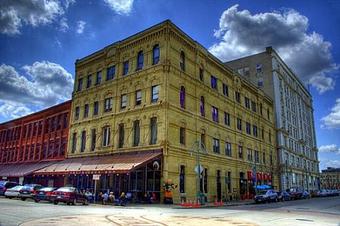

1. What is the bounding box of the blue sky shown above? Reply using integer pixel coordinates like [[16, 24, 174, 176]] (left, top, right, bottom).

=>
[[0, 0, 339, 170]]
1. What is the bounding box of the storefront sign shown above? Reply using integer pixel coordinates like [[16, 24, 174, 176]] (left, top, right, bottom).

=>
[[93, 174, 100, 180]]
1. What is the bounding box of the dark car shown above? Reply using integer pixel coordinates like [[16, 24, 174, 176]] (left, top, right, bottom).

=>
[[0, 181, 19, 196], [52, 187, 88, 205], [33, 187, 57, 203], [18, 184, 43, 201], [254, 190, 278, 203], [288, 188, 303, 200], [277, 191, 291, 201]]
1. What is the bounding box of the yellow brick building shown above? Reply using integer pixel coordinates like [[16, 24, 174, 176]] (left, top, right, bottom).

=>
[[67, 20, 278, 203]]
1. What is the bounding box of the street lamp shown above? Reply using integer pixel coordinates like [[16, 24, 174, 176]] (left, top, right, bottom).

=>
[[190, 140, 207, 203]]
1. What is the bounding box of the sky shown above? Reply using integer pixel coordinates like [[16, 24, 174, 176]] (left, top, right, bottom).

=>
[[0, 0, 340, 171]]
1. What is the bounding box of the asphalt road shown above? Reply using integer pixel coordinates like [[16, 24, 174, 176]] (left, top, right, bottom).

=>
[[0, 196, 339, 226]]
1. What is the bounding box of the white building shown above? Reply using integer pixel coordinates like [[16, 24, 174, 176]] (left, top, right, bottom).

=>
[[225, 47, 319, 191]]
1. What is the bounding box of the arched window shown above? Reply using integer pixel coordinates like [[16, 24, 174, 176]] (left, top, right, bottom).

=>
[[152, 44, 160, 65], [180, 86, 185, 109], [200, 96, 205, 116], [180, 51, 185, 71], [137, 51, 144, 70]]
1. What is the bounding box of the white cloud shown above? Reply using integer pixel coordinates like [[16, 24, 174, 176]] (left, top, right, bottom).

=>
[[321, 98, 340, 129], [0, 101, 33, 119], [0, 62, 73, 119], [59, 17, 69, 32], [104, 0, 134, 15], [320, 159, 340, 170], [210, 4, 338, 94], [76, 20, 86, 34], [0, 0, 66, 35], [319, 144, 340, 154]]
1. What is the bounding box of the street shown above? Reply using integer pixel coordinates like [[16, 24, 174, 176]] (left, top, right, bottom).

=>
[[0, 196, 339, 226]]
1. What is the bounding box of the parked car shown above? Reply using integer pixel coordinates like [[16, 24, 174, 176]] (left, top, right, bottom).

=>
[[319, 189, 330, 197], [18, 184, 43, 201], [310, 190, 320, 197], [301, 191, 311, 199], [0, 181, 19, 196], [33, 187, 57, 203], [277, 191, 291, 201], [254, 190, 278, 203], [329, 190, 339, 196], [4, 185, 24, 199], [52, 187, 88, 205], [288, 188, 303, 200]]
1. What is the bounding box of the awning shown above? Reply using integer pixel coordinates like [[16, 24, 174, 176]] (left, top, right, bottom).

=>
[[34, 150, 162, 176], [0, 161, 58, 177]]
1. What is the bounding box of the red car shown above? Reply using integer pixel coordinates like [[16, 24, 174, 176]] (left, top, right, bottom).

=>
[[52, 187, 88, 205]]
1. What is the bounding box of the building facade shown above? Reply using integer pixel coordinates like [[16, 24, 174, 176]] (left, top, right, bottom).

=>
[[321, 167, 340, 189], [0, 101, 71, 186], [43, 20, 278, 203], [225, 47, 319, 191]]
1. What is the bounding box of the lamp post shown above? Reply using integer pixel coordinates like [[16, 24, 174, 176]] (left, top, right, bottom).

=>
[[190, 141, 207, 203]]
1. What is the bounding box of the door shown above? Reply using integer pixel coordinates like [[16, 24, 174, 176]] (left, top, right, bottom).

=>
[[216, 170, 222, 201]]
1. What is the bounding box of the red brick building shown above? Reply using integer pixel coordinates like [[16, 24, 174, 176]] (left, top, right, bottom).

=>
[[0, 101, 71, 185]]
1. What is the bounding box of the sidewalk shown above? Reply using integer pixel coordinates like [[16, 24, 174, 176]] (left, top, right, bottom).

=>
[[174, 199, 254, 209]]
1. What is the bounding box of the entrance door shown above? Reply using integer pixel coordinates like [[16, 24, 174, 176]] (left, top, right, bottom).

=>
[[216, 170, 222, 201]]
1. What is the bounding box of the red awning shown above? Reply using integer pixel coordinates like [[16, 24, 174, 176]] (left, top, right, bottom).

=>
[[0, 161, 58, 177], [34, 150, 162, 175]]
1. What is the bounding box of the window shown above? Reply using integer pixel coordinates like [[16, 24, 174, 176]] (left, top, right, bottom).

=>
[[225, 142, 232, 156], [137, 51, 144, 70], [71, 132, 77, 153], [118, 123, 124, 148], [135, 90, 142, 106], [200, 96, 205, 116], [80, 131, 86, 152], [247, 149, 253, 161], [199, 68, 204, 81], [150, 117, 157, 144], [179, 165, 185, 193], [223, 83, 229, 96], [244, 97, 250, 108], [133, 120, 140, 146], [106, 66, 115, 80], [77, 78, 83, 92], [91, 129, 96, 151], [253, 125, 258, 137], [260, 103, 263, 115], [213, 138, 220, 154], [102, 126, 110, 147], [224, 112, 230, 126], [104, 98, 112, 112], [269, 130, 272, 143], [246, 122, 251, 135], [86, 75, 92, 88], [93, 101, 99, 116], [180, 127, 185, 145], [251, 101, 257, 112], [201, 133, 206, 148], [237, 118, 242, 131], [235, 91, 241, 103], [267, 108, 270, 120], [123, 60, 129, 76], [84, 104, 89, 118], [212, 106, 219, 122], [180, 86, 185, 109], [151, 85, 159, 103], [238, 145, 243, 159], [261, 127, 264, 139], [211, 76, 217, 90], [121, 94, 127, 109], [263, 152, 266, 164], [180, 51, 185, 71], [74, 107, 80, 120], [227, 171, 232, 193], [152, 44, 160, 65], [96, 71, 102, 85], [270, 154, 273, 165], [255, 150, 259, 163]]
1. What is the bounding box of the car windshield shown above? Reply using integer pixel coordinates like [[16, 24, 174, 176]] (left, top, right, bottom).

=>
[[0, 181, 6, 186], [57, 187, 75, 192], [258, 190, 267, 195], [40, 187, 55, 191], [11, 186, 23, 191]]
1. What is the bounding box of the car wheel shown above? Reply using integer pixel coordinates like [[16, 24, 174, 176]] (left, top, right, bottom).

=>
[[21, 198, 26, 201], [83, 199, 88, 205], [53, 201, 58, 205], [34, 199, 40, 203], [67, 202, 70, 205], [72, 199, 76, 205]]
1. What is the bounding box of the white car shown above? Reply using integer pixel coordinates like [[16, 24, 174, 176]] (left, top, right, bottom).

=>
[[5, 185, 23, 199]]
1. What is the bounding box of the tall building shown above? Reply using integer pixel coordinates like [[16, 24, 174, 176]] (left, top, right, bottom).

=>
[[320, 167, 340, 189], [33, 20, 278, 203], [225, 47, 319, 191], [0, 101, 71, 186]]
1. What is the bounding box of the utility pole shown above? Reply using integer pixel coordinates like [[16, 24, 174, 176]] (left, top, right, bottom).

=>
[[190, 141, 207, 203]]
